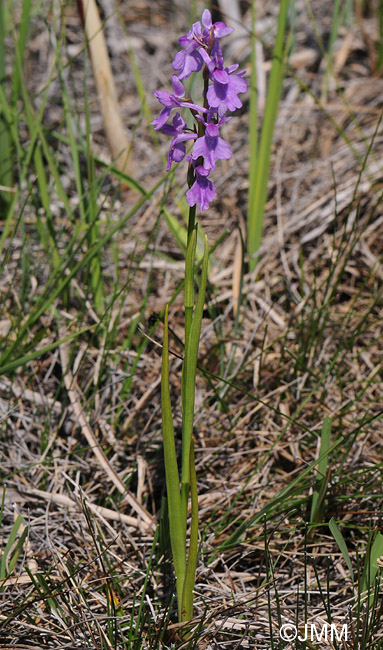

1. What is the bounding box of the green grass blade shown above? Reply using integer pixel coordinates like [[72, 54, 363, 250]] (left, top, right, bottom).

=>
[[217, 427, 351, 554], [13, 0, 32, 98], [0, 112, 13, 203], [247, 0, 258, 239], [0, 514, 25, 579], [83, 49, 104, 313], [0, 175, 166, 368], [32, 144, 61, 266], [0, 325, 96, 376], [6, 526, 28, 576], [127, 37, 157, 142], [321, 0, 342, 101], [361, 531, 383, 596], [12, 33, 73, 220], [161, 304, 186, 618], [247, 0, 290, 270], [0, 0, 13, 203], [329, 517, 354, 585], [310, 415, 331, 523]]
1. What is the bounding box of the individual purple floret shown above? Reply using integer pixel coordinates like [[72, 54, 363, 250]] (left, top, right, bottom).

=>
[[161, 113, 197, 171], [173, 21, 205, 80], [152, 8, 247, 211], [191, 119, 231, 171], [151, 75, 206, 130], [207, 64, 248, 113], [186, 165, 216, 212], [201, 9, 233, 40]]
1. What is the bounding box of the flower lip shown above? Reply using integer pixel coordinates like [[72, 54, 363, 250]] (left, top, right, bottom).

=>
[[205, 123, 219, 138], [195, 165, 209, 176], [213, 69, 229, 85]]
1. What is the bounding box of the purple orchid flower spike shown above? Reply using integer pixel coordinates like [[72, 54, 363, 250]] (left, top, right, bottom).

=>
[[186, 165, 216, 211], [152, 8, 247, 213], [151, 75, 206, 130]]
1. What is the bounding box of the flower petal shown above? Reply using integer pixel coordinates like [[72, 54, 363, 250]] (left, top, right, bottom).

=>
[[186, 167, 216, 211], [213, 68, 229, 85], [150, 106, 171, 130], [171, 75, 185, 98], [202, 9, 212, 29], [213, 22, 234, 38]]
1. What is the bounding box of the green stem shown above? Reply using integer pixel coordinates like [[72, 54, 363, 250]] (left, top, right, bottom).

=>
[[181, 437, 199, 625], [184, 213, 197, 351], [187, 203, 196, 246], [181, 235, 209, 520]]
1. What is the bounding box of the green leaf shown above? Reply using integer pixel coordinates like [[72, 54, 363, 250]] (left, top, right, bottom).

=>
[[247, 0, 291, 270], [0, 325, 97, 376], [329, 517, 354, 585], [361, 531, 383, 596], [0, 514, 27, 580], [310, 415, 331, 524], [161, 304, 186, 619]]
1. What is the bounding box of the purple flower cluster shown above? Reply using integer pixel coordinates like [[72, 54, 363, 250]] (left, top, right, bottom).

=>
[[152, 9, 247, 212]]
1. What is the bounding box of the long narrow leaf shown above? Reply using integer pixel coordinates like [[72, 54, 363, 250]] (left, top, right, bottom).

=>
[[361, 531, 383, 596], [0, 325, 96, 376], [247, 0, 290, 270], [161, 304, 186, 618], [310, 415, 331, 523], [329, 517, 354, 585], [0, 0, 13, 203], [0, 514, 25, 579], [247, 0, 258, 236]]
